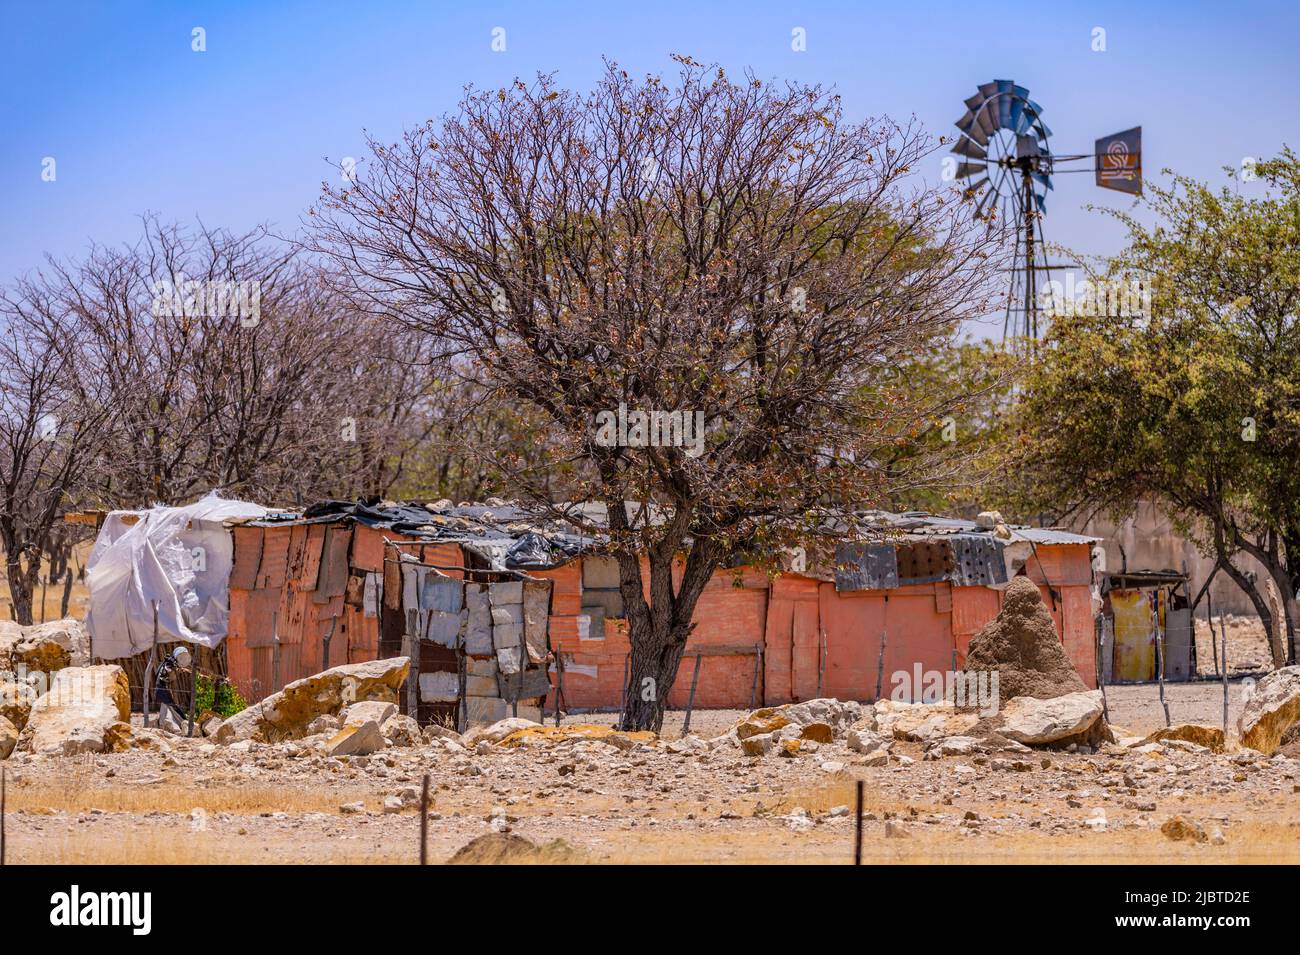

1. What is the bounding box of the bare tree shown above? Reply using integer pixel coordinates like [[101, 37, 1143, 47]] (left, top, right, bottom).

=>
[[0, 280, 114, 623], [311, 59, 1003, 730], [52, 216, 433, 508]]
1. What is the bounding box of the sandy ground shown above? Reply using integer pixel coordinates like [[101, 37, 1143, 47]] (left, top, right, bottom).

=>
[[3, 681, 1297, 866]]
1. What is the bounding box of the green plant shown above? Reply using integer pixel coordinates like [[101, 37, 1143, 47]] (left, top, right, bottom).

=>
[[194, 674, 248, 718]]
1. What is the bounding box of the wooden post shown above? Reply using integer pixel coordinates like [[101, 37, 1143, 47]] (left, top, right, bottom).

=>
[[419, 773, 430, 865], [553, 653, 567, 727], [143, 601, 160, 728], [1154, 591, 1170, 727], [1220, 612, 1230, 738], [1206, 592, 1220, 679], [853, 779, 863, 866], [1, 766, 6, 866], [749, 647, 762, 711], [1095, 615, 1109, 723], [186, 649, 197, 738], [271, 611, 281, 693], [682, 653, 703, 737]]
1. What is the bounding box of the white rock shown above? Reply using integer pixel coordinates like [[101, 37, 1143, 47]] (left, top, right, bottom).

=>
[[1000, 691, 1105, 746]]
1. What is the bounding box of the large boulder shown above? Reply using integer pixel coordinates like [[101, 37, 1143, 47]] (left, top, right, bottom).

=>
[[1140, 723, 1225, 753], [462, 717, 542, 748], [0, 677, 36, 730], [874, 700, 979, 742], [216, 656, 409, 744], [961, 576, 1088, 701], [0, 714, 17, 759], [999, 690, 1106, 747], [0, 619, 22, 667], [1239, 666, 1300, 755], [734, 699, 862, 742], [341, 700, 397, 727], [18, 664, 131, 756], [16, 619, 90, 671]]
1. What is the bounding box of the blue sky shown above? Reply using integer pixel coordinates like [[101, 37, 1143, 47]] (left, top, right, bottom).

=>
[[2, 0, 1296, 335]]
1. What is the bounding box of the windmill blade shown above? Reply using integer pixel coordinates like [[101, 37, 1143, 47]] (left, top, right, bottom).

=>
[[976, 101, 999, 139], [956, 112, 990, 147], [964, 92, 987, 112], [954, 161, 987, 180], [951, 138, 987, 160], [961, 176, 989, 199], [994, 80, 1015, 128], [1031, 171, 1054, 191]]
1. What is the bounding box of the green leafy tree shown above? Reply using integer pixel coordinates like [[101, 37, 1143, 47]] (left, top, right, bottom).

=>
[[1004, 150, 1300, 666]]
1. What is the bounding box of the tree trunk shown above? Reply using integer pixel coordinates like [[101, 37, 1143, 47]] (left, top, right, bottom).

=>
[[7, 559, 34, 626], [619, 614, 691, 732], [1219, 560, 1275, 665]]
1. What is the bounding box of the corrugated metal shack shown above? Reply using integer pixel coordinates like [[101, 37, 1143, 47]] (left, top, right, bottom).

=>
[[224, 500, 588, 726], [220, 502, 1100, 723]]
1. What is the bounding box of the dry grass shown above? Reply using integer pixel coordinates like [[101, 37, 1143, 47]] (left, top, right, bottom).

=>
[[6, 778, 375, 815]]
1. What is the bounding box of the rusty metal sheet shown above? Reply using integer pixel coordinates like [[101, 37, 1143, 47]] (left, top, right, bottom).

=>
[[242, 589, 281, 649], [298, 524, 326, 591], [229, 527, 263, 591], [314, 525, 353, 603], [947, 536, 1007, 587], [258, 527, 291, 590], [834, 542, 898, 592]]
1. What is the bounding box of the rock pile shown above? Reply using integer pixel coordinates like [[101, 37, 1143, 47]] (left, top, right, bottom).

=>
[[216, 656, 410, 744]]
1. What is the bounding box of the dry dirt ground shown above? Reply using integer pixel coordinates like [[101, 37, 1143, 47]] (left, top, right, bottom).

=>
[[3, 680, 1298, 865]]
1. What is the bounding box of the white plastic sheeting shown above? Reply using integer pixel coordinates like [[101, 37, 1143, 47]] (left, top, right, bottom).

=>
[[85, 493, 269, 659]]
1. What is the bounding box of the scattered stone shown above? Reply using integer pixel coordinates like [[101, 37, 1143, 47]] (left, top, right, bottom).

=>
[[381, 714, 421, 747], [847, 728, 887, 754], [1160, 815, 1208, 843], [324, 720, 385, 757]]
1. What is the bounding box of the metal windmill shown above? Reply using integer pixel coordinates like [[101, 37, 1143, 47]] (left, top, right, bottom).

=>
[[951, 79, 1142, 342]]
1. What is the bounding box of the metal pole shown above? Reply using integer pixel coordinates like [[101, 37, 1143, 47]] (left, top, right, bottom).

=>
[[419, 773, 429, 865], [1, 766, 6, 866], [749, 648, 762, 711], [682, 654, 703, 736], [853, 779, 863, 866]]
